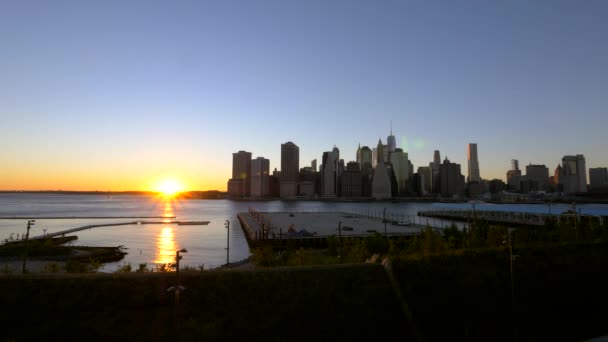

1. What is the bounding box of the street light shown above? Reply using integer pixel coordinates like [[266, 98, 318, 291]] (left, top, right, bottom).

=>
[[383, 208, 387, 238], [337, 221, 342, 262], [168, 248, 188, 305], [225, 220, 230, 267], [21, 219, 36, 274]]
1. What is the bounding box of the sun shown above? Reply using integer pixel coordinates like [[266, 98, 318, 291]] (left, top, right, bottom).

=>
[[156, 179, 185, 197]]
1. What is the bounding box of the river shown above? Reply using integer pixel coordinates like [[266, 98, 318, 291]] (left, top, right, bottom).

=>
[[1, 193, 607, 271]]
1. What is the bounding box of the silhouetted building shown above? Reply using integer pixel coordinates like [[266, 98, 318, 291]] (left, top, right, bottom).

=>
[[321, 149, 338, 197], [227, 150, 252, 197], [269, 174, 280, 197], [298, 167, 315, 197], [360, 146, 373, 197], [520, 179, 539, 193], [372, 142, 388, 168], [558, 155, 587, 193], [430, 150, 441, 193], [342, 162, 362, 197], [467, 143, 481, 182], [372, 140, 392, 198], [511, 159, 519, 171], [525, 164, 549, 190], [280, 142, 299, 198], [589, 167, 608, 191], [369, 161, 391, 198], [387, 127, 396, 153], [411, 173, 424, 196], [250, 157, 269, 197], [467, 181, 484, 198], [311, 159, 317, 172], [439, 158, 465, 198], [488, 179, 506, 194], [417, 166, 432, 194], [391, 148, 409, 195]]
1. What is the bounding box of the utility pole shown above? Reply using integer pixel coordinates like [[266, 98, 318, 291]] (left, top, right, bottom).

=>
[[22, 219, 35, 274], [383, 208, 387, 238], [337, 221, 342, 262], [225, 220, 230, 267]]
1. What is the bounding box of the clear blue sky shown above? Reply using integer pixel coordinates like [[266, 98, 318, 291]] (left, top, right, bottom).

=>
[[1, 0, 607, 190]]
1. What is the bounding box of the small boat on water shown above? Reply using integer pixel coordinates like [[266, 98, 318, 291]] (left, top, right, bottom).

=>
[[177, 221, 210, 226]]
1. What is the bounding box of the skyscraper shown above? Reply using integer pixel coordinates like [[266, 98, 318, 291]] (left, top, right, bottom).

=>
[[387, 125, 396, 154], [360, 146, 373, 172], [227, 150, 252, 197], [511, 159, 519, 171], [430, 150, 441, 193], [311, 159, 317, 172], [417, 166, 432, 194], [439, 157, 465, 198], [376, 139, 384, 165], [525, 164, 550, 191], [372, 139, 392, 198], [390, 148, 409, 195], [250, 157, 270, 197], [360, 146, 373, 197], [321, 149, 338, 197], [280, 142, 299, 198], [560, 154, 587, 193], [467, 143, 480, 182], [341, 162, 362, 197], [434, 150, 441, 165], [589, 167, 608, 190]]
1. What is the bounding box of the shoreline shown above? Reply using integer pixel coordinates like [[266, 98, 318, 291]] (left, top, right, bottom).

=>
[[2, 191, 608, 204]]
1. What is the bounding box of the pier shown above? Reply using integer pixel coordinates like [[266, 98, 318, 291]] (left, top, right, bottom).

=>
[[418, 209, 606, 226], [237, 209, 438, 249], [0, 216, 176, 220], [28, 220, 209, 240]]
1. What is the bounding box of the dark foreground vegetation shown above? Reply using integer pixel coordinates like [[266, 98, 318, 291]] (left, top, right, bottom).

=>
[[1, 217, 608, 341], [0, 264, 409, 341]]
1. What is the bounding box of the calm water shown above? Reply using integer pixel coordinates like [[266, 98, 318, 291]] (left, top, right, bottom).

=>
[[1, 194, 608, 271]]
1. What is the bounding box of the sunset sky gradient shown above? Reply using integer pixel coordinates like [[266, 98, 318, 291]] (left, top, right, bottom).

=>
[[1, 0, 607, 191]]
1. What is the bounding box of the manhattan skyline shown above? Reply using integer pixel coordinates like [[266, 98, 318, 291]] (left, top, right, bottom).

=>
[[1, 1, 607, 191]]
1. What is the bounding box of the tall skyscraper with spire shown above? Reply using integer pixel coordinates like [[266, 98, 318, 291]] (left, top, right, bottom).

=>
[[387, 122, 396, 153], [467, 143, 481, 182], [430, 150, 441, 193]]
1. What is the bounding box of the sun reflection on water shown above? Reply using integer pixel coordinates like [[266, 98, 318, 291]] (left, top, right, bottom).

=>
[[162, 200, 175, 218], [155, 226, 177, 264]]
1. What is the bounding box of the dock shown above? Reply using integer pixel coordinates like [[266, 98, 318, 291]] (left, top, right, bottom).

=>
[[28, 220, 208, 240], [0, 216, 176, 220], [418, 209, 606, 226], [237, 209, 435, 249]]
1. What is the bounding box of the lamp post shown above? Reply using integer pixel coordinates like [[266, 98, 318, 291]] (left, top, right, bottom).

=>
[[225, 220, 230, 267], [506, 227, 518, 341], [21, 219, 36, 274], [383, 208, 387, 238], [337, 221, 342, 262], [174, 248, 188, 305]]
